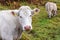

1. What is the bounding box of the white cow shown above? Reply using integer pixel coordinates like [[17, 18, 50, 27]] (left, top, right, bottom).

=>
[[45, 2, 57, 18], [0, 6, 40, 40]]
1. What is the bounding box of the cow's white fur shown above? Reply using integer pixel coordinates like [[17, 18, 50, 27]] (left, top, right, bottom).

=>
[[45, 2, 57, 18], [0, 6, 40, 40], [0, 10, 21, 40]]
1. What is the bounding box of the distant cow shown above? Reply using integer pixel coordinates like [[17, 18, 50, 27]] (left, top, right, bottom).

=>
[[0, 6, 40, 40], [45, 2, 57, 18]]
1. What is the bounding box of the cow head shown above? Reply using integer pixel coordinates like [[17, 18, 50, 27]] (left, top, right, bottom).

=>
[[18, 6, 40, 31]]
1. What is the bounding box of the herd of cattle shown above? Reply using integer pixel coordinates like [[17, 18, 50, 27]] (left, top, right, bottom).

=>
[[0, 2, 57, 40]]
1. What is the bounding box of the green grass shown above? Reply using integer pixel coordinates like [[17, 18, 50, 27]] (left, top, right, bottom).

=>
[[0, 1, 60, 40], [20, 2, 60, 40]]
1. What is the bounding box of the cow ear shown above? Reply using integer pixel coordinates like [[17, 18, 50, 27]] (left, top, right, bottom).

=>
[[11, 11, 18, 16], [31, 8, 40, 15]]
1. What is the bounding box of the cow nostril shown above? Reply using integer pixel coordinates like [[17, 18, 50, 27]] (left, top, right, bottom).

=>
[[24, 26, 31, 31]]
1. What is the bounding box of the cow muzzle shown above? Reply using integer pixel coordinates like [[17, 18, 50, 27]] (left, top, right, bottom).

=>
[[24, 25, 31, 31]]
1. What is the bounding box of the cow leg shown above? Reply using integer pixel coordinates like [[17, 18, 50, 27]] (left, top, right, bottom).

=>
[[48, 11, 52, 18], [54, 10, 57, 16], [51, 10, 54, 16]]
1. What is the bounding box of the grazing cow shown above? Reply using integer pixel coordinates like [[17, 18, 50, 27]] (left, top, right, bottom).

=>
[[0, 6, 40, 40], [45, 2, 57, 18]]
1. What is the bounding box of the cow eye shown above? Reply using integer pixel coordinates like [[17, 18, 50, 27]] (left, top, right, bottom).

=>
[[20, 16, 22, 18]]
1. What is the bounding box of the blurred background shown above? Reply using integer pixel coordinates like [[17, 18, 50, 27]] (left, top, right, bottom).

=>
[[0, 0, 60, 40]]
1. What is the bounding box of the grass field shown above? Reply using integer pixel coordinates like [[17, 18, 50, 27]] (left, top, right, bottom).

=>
[[20, 2, 60, 40], [0, 1, 60, 40]]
